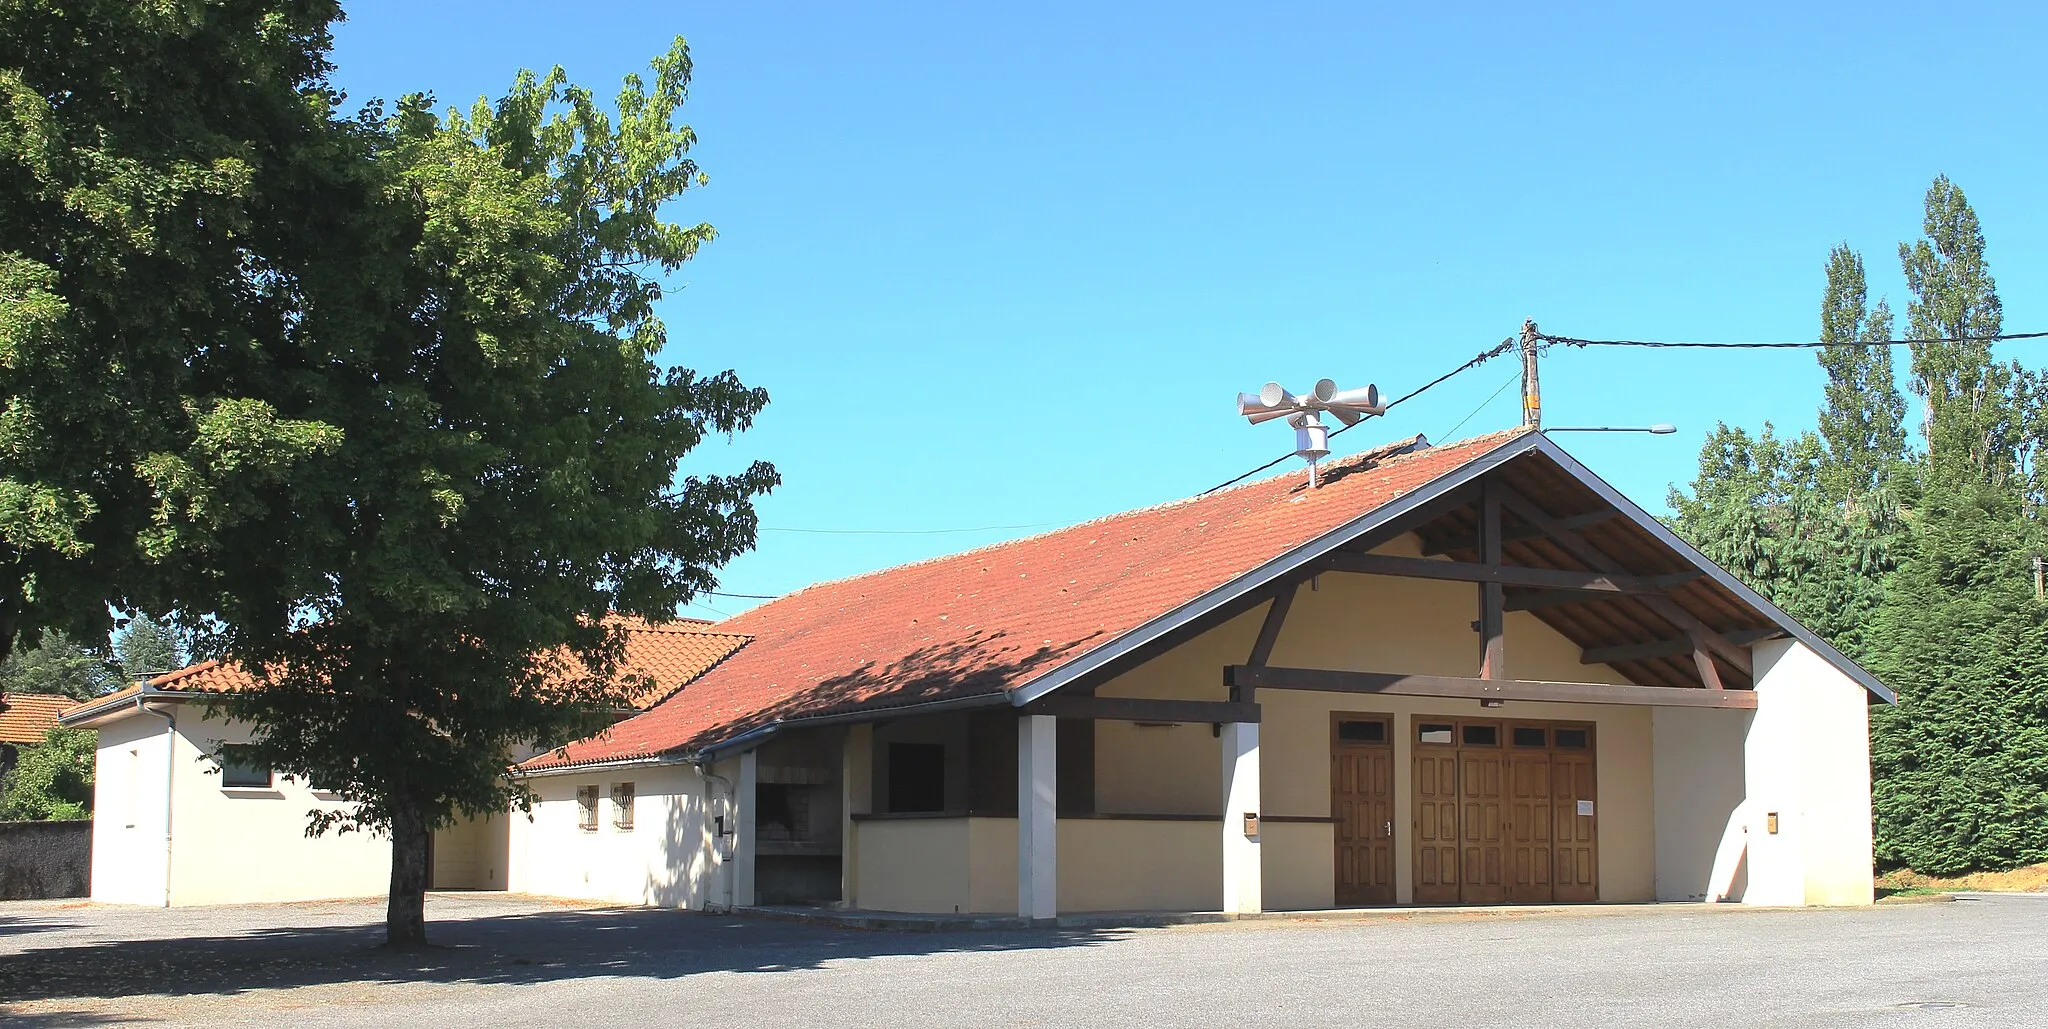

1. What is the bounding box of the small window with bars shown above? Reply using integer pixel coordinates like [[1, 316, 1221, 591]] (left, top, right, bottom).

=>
[[612, 782, 635, 830], [577, 785, 600, 831]]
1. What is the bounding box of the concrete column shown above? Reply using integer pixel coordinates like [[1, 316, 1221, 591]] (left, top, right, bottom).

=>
[[1742, 639, 1874, 907], [734, 749, 758, 908], [1017, 714, 1058, 920], [1221, 721, 1262, 915], [840, 724, 873, 909]]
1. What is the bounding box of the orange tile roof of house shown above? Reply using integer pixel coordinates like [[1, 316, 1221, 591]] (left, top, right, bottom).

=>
[[524, 429, 1531, 772], [0, 692, 76, 745], [60, 618, 750, 726]]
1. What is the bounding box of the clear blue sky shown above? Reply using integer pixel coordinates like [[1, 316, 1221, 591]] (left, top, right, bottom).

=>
[[333, 1, 2048, 618]]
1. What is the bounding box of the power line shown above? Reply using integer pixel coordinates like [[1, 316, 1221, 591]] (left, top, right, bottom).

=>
[[705, 589, 780, 600], [1200, 337, 1518, 495], [1437, 370, 1521, 441], [1536, 330, 2048, 350]]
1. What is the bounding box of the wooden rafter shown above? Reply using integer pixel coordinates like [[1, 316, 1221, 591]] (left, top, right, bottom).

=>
[[1247, 582, 1297, 668], [1488, 484, 1753, 678], [1478, 481, 1505, 679], [1224, 665, 1757, 710], [1579, 629, 1778, 666], [1321, 552, 1698, 595], [1023, 696, 1261, 724], [1419, 510, 1619, 556]]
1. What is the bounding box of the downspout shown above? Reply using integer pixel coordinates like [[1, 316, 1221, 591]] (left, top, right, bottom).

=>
[[697, 761, 735, 913], [136, 695, 176, 908]]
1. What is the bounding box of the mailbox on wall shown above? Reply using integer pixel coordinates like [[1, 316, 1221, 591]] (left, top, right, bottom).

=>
[[1242, 812, 1260, 839]]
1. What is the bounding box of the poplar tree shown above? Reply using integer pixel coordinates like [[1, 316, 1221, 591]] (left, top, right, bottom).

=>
[[1815, 245, 1907, 509], [1899, 175, 2024, 487]]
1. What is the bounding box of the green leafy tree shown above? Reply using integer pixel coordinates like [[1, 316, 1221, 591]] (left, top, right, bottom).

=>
[[0, 726, 95, 820], [0, 629, 119, 700], [203, 40, 776, 947], [0, 1, 351, 662], [115, 613, 184, 681]]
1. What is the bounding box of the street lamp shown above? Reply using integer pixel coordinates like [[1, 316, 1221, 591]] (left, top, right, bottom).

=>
[[1544, 424, 1677, 435]]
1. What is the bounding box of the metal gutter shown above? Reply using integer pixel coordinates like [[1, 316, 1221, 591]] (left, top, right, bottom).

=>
[[517, 689, 1014, 777], [59, 687, 187, 728]]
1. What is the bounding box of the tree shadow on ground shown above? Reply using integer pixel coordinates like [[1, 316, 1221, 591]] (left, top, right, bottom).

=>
[[0, 903, 1131, 1024]]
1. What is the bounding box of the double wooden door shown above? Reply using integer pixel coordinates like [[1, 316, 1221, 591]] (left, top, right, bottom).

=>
[[1414, 718, 1597, 905]]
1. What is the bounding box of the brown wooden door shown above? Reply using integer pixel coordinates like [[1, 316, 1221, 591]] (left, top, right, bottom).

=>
[[1505, 746, 1554, 904], [1457, 746, 1507, 904], [1331, 715, 1395, 906], [1552, 744, 1598, 902], [1412, 747, 1461, 904]]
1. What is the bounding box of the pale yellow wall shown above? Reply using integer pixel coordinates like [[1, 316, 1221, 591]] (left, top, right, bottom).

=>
[[432, 813, 510, 890], [852, 817, 974, 913], [509, 764, 716, 908], [1094, 534, 1656, 904], [1264, 822, 1336, 910], [1652, 706, 1751, 901], [1056, 820, 1218, 912]]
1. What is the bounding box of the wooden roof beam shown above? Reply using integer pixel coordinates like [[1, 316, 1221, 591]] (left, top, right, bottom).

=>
[[1489, 483, 1753, 678], [1226, 665, 1756, 710], [1321, 552, 1699, 594], [1419, 510, 1619, 556], [1580, 629, 1780, 666]]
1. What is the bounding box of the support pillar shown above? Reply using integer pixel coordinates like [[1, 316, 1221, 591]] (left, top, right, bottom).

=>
[[1017, 714, 1058, 920], [840, 723, 873, 909], [1221, 721, 1262, 915], [734, 749, 757, 909]]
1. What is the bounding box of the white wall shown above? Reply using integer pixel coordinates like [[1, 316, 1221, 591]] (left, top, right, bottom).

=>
[[89, 714, 172, 906], [1743, 639, 1875, 906], [1651, 706, 1751, 901], [509, 763, 721, 908], [86, 705, 396, 906]]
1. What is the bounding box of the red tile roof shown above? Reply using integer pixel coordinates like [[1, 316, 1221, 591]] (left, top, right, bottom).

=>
[[61, 619, 750, 725], [0, 693, 76, 745], [524, 429, 1531, 771]]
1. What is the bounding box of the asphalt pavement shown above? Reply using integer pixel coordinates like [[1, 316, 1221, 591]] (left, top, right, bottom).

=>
[[1, 892, 2041, 1028]]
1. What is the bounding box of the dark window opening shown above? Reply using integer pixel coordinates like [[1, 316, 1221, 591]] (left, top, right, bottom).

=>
[[1554, 728, 1591, 749], [1418, 722, 1455, 744], [758, 783, 816, 842], [220, 759, 273, 789], [1461, 724, 1500, 747], [1512, 727, 1547, 748], [1338, 720, 1387, 743], [887, 743, 947, 813]]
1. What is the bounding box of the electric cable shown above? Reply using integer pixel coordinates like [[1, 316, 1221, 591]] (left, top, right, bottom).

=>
[[1535, 330, 2048, 350]]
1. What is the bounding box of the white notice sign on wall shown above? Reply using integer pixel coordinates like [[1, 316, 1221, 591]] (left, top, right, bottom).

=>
[[1576, 800, 1594, 816]]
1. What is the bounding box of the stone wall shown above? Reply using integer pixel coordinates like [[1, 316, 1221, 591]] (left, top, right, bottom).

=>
[[0, 820, 91, 900]]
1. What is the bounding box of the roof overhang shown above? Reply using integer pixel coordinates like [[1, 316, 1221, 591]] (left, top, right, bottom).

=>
[[58, 687, 195, 728], [1008, 430, 1892, 707]]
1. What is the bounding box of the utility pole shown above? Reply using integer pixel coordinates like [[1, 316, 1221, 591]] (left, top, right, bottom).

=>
[[1520, 319, 1542, 429]]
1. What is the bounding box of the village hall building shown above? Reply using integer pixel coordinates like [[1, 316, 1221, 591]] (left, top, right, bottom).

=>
[[65, 427, 1886, 914]]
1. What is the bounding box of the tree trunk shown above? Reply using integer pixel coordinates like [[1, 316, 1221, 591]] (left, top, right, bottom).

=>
[[387, 801, 430, 948]]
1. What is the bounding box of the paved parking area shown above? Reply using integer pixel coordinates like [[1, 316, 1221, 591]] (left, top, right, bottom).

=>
[[2, 892, 2044, 1028]]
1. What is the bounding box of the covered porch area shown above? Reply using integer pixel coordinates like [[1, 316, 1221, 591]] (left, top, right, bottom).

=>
[[822, 443, 1875, 917]]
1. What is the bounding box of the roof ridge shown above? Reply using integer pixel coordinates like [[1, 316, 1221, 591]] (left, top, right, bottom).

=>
[[726, 429, 1521, 613]]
